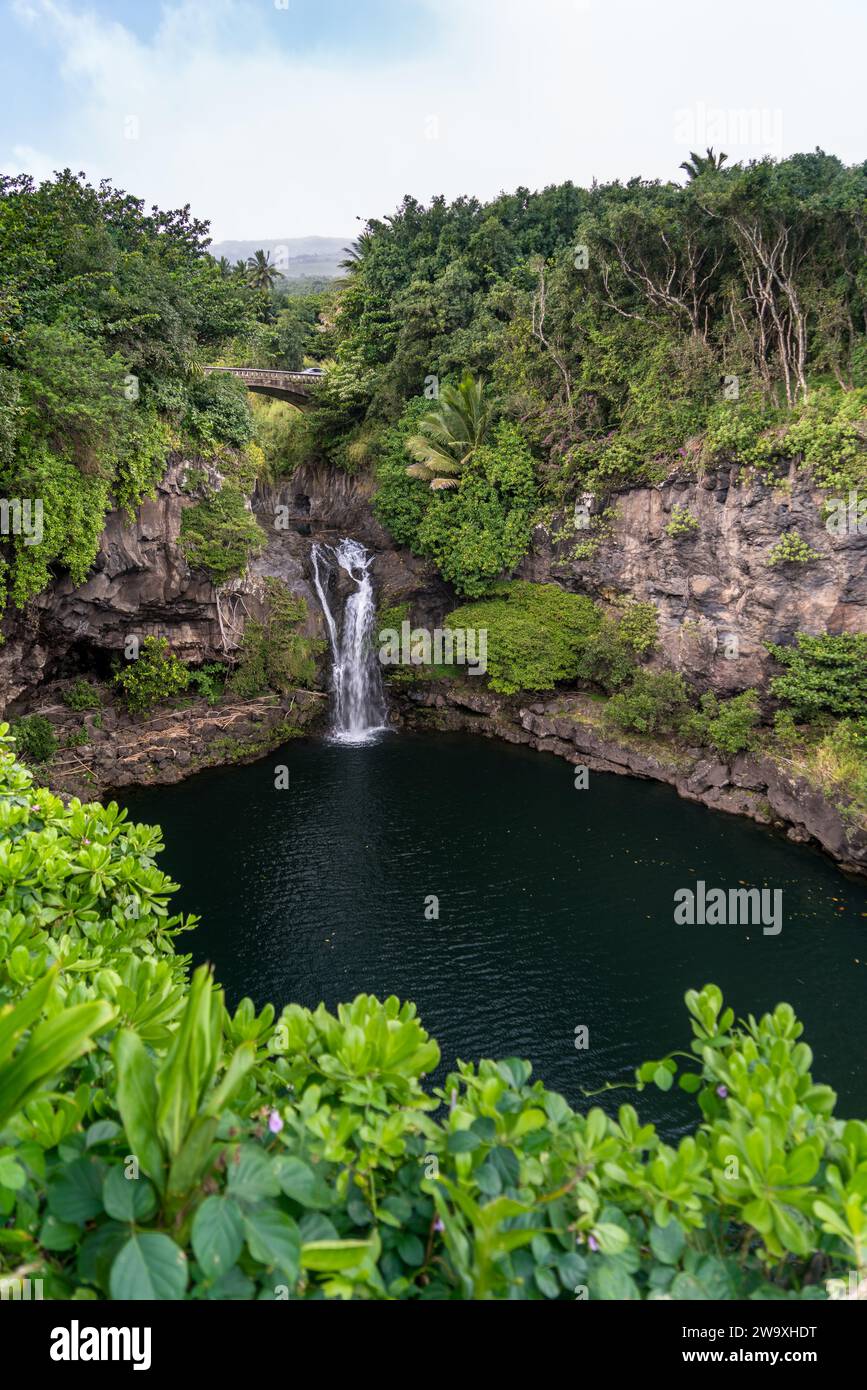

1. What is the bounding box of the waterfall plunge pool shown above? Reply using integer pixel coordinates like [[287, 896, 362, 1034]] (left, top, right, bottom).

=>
[[122, 728, 867, 1135]]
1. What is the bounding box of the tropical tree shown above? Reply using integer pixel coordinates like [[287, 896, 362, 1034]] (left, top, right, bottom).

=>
[[680, 147, 728, 180], [246, 249, 279, 291], [215, 255, 232, 278], [405, 372, 491, 489], [340, 230, 375, 273]]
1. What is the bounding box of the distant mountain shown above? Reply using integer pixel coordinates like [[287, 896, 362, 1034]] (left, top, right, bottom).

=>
[[208, 236, 350, 280]]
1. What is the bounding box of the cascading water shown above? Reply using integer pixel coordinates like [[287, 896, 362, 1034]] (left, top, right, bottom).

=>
[[310, 538, 388, 743]]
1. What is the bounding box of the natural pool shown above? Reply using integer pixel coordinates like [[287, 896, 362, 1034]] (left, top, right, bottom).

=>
[[123, 729, 867, 1133]]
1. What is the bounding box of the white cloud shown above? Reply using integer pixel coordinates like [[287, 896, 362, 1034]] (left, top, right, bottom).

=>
[[0, 143, 59, 183], [5, 0, 866, 239]]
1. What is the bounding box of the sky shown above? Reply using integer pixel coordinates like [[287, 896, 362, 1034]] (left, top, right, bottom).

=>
[[1, 0, 865, 243]]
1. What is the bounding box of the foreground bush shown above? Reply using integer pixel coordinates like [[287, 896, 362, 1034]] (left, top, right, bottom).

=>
[[0, 726, 865, 1300]]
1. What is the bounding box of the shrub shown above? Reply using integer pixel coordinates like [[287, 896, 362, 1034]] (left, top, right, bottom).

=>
[[665, 504, 699, 539], [447, 581, 602, 694], [684, 689, 761, 757], [180, 481, 265, 584], [605, 670, 691, 737], [616, 600, 659, 655], [0, 728, 863, 1301], [766, 530, 821, 567], [113, 636, 191, 714], [574, 620, 638, 693], [768, 633, 867, 719], [773, 708, 802, 750], [229, 580, 321, 697], [187, 662, 227, 705], [10, 713, 57, 763], [182, 372, 254, 450], [62, 677, 102, 711]]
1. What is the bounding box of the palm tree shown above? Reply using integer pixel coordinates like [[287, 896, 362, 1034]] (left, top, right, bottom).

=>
[[680, 147, 728, 180], [405, 372, 491, 490], [233, 259, 248, 277], [215, 255, 232, 278], [246, 249, 280, 292], [340, 230, 374, 273]]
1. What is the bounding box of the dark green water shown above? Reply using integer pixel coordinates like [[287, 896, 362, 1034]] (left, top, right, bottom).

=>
[[123, 731, 867, 1132]]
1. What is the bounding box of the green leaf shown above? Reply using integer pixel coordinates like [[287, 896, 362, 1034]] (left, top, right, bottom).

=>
[[109, 1232, 189, 1300], [0, 1000, 114, 1127], [192, 1195, 244, 1279], [397, 1233, 425, 1266], [447, 1129, 481, 1154], [113, 1030, 164, 1193], [102, 1165, 158, 1224], [0, 1154, 26, 1190], [593, 1222, 631, 1256], [227, 1145, 281, 1203], [273, 1155, 334, 1210], [39, 1214, 80, 1252], [47, 1156, 106, 1225], [678, 1073, 702, 1094], [300, 1238, 374, 1271], [653, 1066, 673, 1092], [650, 1219, 686, 1266], [243, 1206, 300, 1282]]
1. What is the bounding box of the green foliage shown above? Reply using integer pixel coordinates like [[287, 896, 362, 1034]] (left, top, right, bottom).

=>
[[448, 581, 602, 694], [187, 663, 227, 705], [404, 372, 491, 488], [182, 373, 253, 452], [616, 601, 659, 655], [666, 505, 700, 539], [113, 636, 190, 714], [0, 171, 257, 617], [768, 633, 867, 719], [0, 732, 864, 1300], [179, 481, 264, 584], [605, 670, 692, 737], [229, 580, 321, 698], [310, 155, 866, 551], [684, 690, 761, 757], [767, 530, 821, 568], [379, 416, 538, 596], [62, 678, 102, 712], [10, 714, 58, 764]]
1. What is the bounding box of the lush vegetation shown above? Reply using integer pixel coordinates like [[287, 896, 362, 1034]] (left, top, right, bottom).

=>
[[113, 637, 191, 714], [0, 172, 262, 619], [768, 634, 867, 719], [0, 729, 864, 1301], [228, 580, 322, 699], [283, 151, 867, 597]]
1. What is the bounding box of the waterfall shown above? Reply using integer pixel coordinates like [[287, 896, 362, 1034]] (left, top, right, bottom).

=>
[[311, 538, 388, 743]]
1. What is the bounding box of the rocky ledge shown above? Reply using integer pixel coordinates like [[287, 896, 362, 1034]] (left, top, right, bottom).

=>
[[395, 682, 867, 877], [13, 682, 328, 802]]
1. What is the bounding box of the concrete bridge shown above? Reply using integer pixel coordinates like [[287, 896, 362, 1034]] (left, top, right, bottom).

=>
[[202, 366, 324, 407]]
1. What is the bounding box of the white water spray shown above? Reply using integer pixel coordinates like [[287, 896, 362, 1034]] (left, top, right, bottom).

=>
[[311, 538, 388, 743]]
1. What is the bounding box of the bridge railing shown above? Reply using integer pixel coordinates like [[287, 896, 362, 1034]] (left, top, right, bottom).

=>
[[202, 366, 323, 385]]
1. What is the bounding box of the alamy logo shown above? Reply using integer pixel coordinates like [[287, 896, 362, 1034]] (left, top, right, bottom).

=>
[[50, 1320, 151, 1371], [0, 497, 43, 546], [825, 490, 867, 536], [674, 880, 782, 936], [378, 622, 487, 676]]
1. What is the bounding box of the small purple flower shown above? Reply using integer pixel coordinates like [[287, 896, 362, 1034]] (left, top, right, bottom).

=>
[[268, 1110, 284, 1134], [434, 1217, 445, 1234], [588, 1234, 600, 1253], [716, 1085, 728, 1099]]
